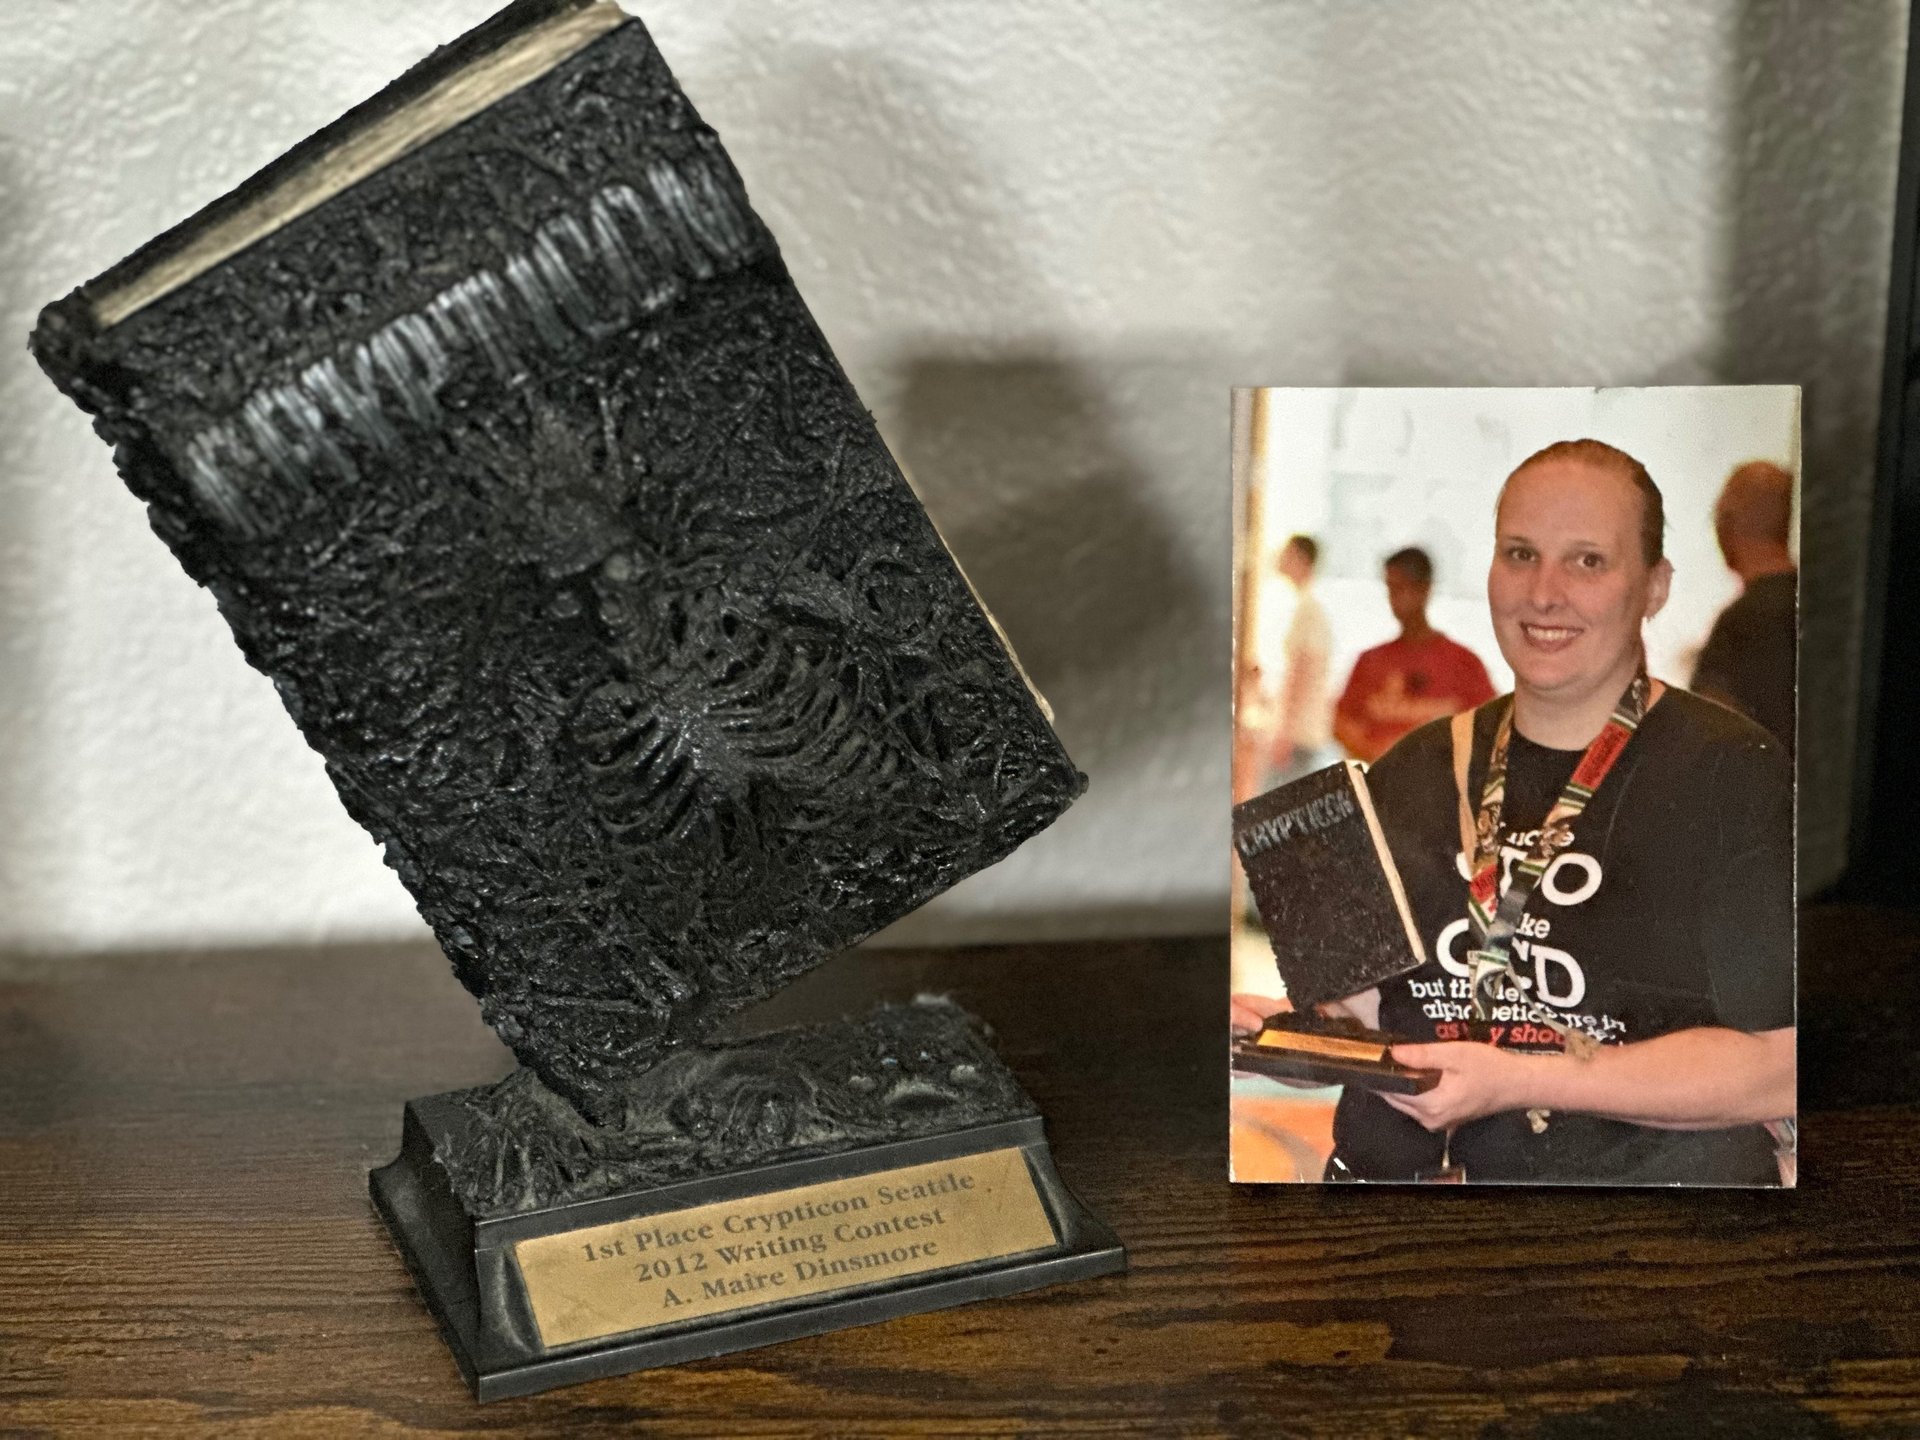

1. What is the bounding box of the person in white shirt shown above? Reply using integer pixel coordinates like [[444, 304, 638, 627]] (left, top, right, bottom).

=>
[[1249, 534, 1334, 785]]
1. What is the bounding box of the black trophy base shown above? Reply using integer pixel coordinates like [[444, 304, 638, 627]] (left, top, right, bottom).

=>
[[1232, 1011, 1440, 1094], [372, 1080, 1122, 1399]]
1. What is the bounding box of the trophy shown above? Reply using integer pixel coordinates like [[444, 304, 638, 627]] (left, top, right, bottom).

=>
[[1231, 763, 1438, 1093], [31, 0, 1122, 1398]]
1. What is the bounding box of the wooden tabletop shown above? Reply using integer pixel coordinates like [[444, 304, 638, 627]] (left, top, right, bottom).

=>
[[2, 904, 1917, 1437]]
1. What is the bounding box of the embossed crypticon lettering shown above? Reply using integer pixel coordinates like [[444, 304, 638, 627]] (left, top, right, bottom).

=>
[[426, 272, 527, 383], [532, 214, 632, 341], [240, 383, 355, 492], [179, 154, 761, 538], [182, 424, 266, 531], [1236, 785, 1358, 859], [303, 354, 400, 451]]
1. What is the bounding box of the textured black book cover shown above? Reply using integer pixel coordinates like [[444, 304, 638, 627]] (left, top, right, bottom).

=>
[[30, 0, 1083, 1114], [1232, 763, 1423, 1011]]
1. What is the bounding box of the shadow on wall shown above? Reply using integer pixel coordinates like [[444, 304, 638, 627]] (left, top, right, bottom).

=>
[[891, 355, 1200, 751], [878, 347, 1228, 945], [881, 350, 1226, 944], [676, 42, 1051, 367], [1721, 1, 1907, 895]]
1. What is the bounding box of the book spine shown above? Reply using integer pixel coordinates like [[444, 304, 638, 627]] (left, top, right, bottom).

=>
[[1347, 763, 1427, 969], [39, 0, 612, 336]]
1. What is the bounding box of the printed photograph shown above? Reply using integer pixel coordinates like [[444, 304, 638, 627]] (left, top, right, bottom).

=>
[[1229, 388, 1799, 1187]]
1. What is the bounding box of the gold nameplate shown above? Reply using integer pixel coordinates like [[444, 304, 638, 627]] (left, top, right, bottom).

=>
[[513, 1147, 1059, 1349], [1254, 1030, 1388, 1063]]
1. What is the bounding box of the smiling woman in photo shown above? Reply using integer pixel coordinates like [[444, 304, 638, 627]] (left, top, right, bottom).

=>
[[1234, 438, 1797, 1186]]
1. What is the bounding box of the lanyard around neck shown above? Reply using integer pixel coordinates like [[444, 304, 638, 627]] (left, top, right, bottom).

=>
[[1464, 668, 1658, 1027]]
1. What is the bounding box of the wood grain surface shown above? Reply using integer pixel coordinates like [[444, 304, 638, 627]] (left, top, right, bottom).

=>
[[1, 905, 1916, 1438]]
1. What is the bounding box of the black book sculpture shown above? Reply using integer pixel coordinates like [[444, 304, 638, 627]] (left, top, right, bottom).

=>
[[1231, 763, 1436, 1094], [31, 0, 1121, 1399]]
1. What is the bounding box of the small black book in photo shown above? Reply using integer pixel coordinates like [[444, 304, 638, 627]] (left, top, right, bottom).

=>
[[1231, 761, 1426, 1012]]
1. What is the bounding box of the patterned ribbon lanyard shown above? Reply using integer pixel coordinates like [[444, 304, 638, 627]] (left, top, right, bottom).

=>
[[1464, 668, 1658, 1101]]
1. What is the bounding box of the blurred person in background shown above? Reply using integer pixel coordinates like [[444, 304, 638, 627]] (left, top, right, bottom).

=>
[[1333, 546, 1495, 764], [1247, 535, 1335, 787], [1691, 460, 1797, 757]]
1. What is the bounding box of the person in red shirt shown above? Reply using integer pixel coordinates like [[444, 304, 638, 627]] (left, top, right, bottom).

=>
[[1333, 547, 1496, 763]]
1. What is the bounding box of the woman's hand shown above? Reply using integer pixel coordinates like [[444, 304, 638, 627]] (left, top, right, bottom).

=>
[[1229, 993, 1330, 1088], [1230, 992, 1288, 1036], [1379, 1040, 1527, 1131]]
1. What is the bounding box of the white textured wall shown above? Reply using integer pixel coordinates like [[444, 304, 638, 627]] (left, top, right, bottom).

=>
[[0, 1, 1904, 953]]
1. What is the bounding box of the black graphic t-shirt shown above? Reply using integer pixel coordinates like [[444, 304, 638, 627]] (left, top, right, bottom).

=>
[[1329, 687, 1794, 1185]]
